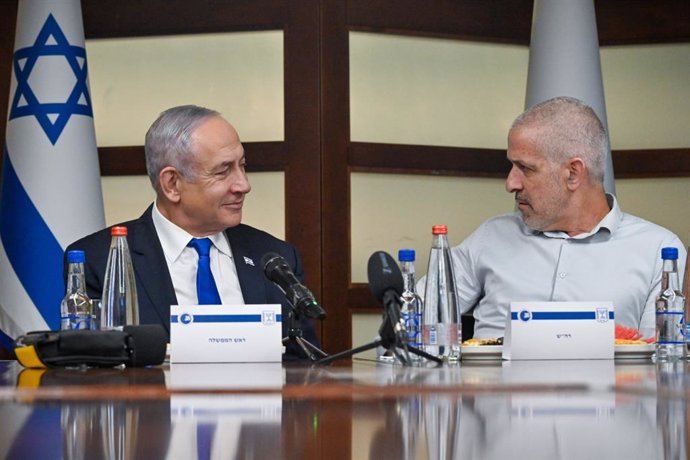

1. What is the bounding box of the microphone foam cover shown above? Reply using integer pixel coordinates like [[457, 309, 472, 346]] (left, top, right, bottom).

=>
[[124, 324, 167, 367], [367, 251, 404, 303], [260, 252, 282, 273]]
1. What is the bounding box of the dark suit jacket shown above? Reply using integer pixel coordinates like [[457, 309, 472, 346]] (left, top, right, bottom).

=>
[[65, 205, 319, 359]]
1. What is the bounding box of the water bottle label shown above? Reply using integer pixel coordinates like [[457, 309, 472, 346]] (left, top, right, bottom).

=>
[[412, 313, 422, 346], [402, 312, 422, 346], [61, 315, 92, 330], [447, 323, 459, 344], [422, 323, 461, 348], [423, 325, 438, 345]]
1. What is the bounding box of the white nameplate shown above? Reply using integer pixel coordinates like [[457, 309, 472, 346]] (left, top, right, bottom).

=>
[[170, 304, 283, 363], [502, 301, 614, 360]]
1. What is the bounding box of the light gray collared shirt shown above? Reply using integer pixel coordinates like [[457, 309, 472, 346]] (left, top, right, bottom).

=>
[[440, 194, 686, 339]]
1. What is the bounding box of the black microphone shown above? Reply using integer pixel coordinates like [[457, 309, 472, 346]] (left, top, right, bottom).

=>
[[367, 251, 404, 302], [261, 252, 327, 319], [367, 251, 408, 354]]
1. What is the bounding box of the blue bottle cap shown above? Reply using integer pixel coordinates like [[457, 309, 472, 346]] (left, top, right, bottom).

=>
[[661, 247, 678, 260], [67, 250, 85, 263], [398, 249, 415, 262]]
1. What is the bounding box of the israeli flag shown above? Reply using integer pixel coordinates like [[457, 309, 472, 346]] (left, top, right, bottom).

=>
[[0, 0, 105, 348]]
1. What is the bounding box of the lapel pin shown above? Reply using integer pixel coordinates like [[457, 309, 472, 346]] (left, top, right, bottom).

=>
[[244, 256, 255, 266]]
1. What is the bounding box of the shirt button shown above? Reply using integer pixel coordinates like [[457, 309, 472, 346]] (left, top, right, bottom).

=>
[[559, 272, 566, 279]]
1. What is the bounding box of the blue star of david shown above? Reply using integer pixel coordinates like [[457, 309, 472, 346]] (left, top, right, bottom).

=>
[[9, 14, 93, 145]]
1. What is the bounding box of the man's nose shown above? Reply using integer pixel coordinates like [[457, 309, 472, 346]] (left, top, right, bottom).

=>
[[233, 172, 251, 194], [505, 167, 521, 193]]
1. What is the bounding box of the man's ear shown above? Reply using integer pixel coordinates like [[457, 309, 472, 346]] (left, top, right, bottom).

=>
[[159, 166, 182, 203], [565, 157, 586, 191]]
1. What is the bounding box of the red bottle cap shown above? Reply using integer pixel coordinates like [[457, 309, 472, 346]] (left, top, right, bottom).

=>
[[432, 225, 448, 235], [111, 226, 128, 236]]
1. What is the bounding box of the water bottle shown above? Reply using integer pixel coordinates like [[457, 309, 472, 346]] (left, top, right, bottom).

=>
[[60, 250, 93, 330], [422, 225, 461, 362], [655, 247, 685, 361], [399, 249, 422, 356], [101, 226, 139, 331], [682, 247, 690, 358]]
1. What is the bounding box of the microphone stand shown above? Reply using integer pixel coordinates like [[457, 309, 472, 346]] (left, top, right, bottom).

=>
[[318, 291, 442, 366], [283, 308, 329, 362]]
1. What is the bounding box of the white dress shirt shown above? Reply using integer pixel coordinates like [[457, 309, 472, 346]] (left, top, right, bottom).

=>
[[420, 194, 686, 339], [151, 203, 245, 306]]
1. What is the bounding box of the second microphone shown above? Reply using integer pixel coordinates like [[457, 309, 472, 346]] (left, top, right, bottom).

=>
[[260, 252, 327, 320]]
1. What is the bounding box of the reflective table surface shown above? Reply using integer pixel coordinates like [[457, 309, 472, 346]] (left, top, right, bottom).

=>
[[1, 357, 688, 459]]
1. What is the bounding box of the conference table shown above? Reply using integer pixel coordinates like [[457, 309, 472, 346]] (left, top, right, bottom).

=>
[[0, 350, 687, 460]]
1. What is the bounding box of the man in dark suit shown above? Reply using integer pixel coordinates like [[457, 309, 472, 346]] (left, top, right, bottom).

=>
[[66, 105, 318, 359]]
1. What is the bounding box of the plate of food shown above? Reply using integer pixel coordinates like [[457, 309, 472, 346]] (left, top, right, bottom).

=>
[[461, 338, 503, 361], [461, 326, 656, 361], [461, 343, 655, 361], [613, 325, 655, 359], [613, 339, 655, 360]]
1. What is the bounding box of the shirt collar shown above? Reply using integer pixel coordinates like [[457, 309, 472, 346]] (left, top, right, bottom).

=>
[[593, 193, 621, 234], [522, 193, 621, 240], [151, 202, 232, 263]]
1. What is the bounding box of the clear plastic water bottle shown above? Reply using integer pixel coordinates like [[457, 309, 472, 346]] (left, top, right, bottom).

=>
[[101, 226, 139, 331], [682, 247, 690, 359], [399, 249, 422, 357], [655, 247, 685, 361], [422, 225, 461, 362], [61, 250, 93, 330]]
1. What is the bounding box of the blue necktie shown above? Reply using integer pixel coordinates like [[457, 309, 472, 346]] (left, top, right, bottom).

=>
[[188, 238, 222, 305]]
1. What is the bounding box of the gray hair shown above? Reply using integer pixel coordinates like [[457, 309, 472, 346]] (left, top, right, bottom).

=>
[[510, 96, 608, 184], [144, 105, 220, 193]]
